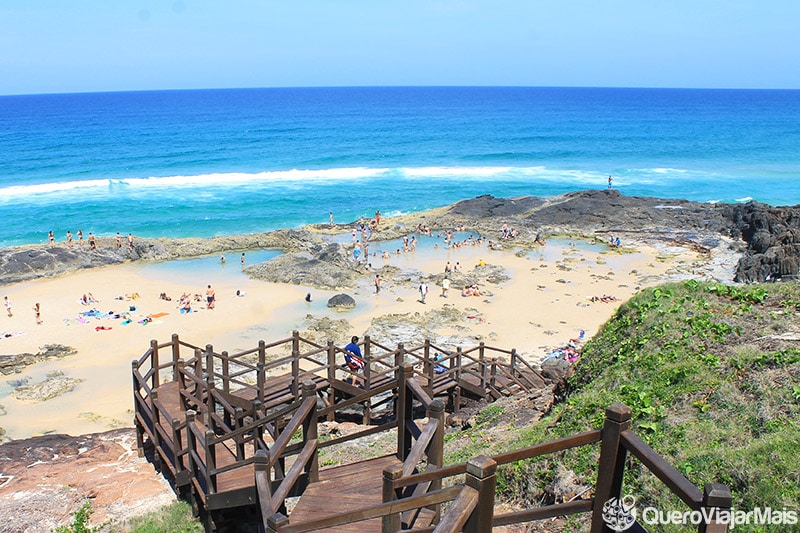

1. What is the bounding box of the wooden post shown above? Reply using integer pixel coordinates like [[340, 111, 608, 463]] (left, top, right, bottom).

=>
[[255, 449, 274, 522], [489, 358, 498, 391], [510, 348, 518, 374], [463, 455, 497, 533], [699, 483, 733, 533], [424, 339, 434, 397], [206, 378, 216, 431], [150, 389, 162, 468], [185, 410, 197, 484], [176, 359, 188, 411], [396, 363, 414, 461], [258, 339, 266, 366], [205, 344, 214, 384], [291, 348, 300, 399], [267, 513, 289, 533], [205, 428, 217, 495], [257, 362, 266, 405], [478, 341, 486, 390], [131, 360, 145, 456], [171, 333, 180, 381], [591, 403, 632, 533], [382, 461, 404, 533], [172, 417, 184, 480], [363, 335, 372, 391], [193, 348, 202, 380], [428, 398, 446, 523], [394, 343, 405, 376], [291, 331, 301, 399], [150, 339, 160, 389], [301, 380, 320, 483], [221, 351, 230, 394]]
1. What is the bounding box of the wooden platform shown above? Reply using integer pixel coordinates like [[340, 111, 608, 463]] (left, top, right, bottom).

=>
[[286, 454, 436, 532]]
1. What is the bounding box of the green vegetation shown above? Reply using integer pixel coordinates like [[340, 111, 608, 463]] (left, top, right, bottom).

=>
[[444, 280, 800, 532], [55, 501, 99, 533], [127, 501, 203, 533]]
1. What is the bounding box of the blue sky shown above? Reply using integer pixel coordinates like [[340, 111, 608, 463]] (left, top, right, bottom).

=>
[[1, 0, 799, 95]]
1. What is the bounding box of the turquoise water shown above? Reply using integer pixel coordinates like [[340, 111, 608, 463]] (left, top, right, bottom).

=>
[[1, 87, 799, 248], [137, 249, 281, 284]]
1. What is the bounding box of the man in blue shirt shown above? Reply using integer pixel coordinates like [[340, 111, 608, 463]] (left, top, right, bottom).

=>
[[343, 336, 364, 386]]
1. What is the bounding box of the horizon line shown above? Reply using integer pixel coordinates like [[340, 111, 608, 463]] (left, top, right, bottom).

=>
[[3, 84, 800, 98]]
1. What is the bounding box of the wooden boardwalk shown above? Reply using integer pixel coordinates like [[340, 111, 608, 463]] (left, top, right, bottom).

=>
[[133, 333, 732, 532]]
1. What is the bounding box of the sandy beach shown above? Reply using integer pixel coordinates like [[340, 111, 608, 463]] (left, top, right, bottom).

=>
[[0, 234, 701, 441]]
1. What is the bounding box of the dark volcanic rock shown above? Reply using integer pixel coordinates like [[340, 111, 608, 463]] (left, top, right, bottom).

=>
[[327, 293, 356, 310], [723, 202, 800, 282]]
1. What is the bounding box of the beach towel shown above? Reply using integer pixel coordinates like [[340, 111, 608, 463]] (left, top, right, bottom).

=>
[[149, 312, 169, 318], [76, 316, 89, 324], [344, 353, 364, 371], [95, 326, 112, 331]]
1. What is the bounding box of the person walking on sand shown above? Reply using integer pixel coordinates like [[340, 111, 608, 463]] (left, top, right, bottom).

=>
[[419, 281, 429, 304], [4, 296, 12, 317], [441, 276, 450, 298], [206, 285, 216, 309], [375, 274, 381, 294], [241, 252, 245, 265], [33, 302, 41, 325]]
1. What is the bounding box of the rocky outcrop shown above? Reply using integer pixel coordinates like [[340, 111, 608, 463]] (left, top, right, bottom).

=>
[[723, 202, 800, 282], [327, 293, 356, 310], [11, 371, 83, 402], [4, 191, 800, 287], [0, 344, 77, 375], [246, 242, 363, 289], [0, 429, 175, 532]]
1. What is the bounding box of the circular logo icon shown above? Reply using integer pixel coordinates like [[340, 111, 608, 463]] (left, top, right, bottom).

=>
[[602, 495, 637, 532]]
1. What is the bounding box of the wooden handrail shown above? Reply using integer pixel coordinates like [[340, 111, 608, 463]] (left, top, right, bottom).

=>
[[493, 499, 594, 525], [272, 439, 318, 505], [621, 429, 703, 510], [269, 396, 317, 468], [402, 420, 439, 477]]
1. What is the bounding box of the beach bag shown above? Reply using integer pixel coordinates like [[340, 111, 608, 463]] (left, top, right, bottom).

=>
[[344, 353, 364, 371]]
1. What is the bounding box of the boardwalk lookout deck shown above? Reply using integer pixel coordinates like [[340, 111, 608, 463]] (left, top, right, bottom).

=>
[[133, 333, 732, 532]]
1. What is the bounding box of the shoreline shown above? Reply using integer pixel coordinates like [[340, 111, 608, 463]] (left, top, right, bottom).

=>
[[0, 225, 708, 441]]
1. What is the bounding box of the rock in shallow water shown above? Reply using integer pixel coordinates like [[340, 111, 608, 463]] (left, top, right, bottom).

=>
[[327, 293, 356, 310]]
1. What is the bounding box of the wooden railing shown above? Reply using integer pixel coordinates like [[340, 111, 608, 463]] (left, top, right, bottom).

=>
[[264, 404, 732, 533], [134, 335, 731, 532]]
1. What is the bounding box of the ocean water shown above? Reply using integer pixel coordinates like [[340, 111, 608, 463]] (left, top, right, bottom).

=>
[[1, 87, 799, 248]]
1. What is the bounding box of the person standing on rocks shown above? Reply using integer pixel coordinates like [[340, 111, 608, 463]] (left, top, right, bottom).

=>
[[88, 232, 96, 250], [48, 230, 54, 245], [66, 231, 73, 247]]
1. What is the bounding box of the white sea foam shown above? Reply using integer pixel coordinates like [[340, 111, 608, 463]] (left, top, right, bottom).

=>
[[735, 197, 754, 203], [0, 178, 111, 198], [0, 164, 701, 200]]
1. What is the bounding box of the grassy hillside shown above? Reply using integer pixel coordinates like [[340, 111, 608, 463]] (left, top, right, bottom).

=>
[[448, 280, 800, 531]]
